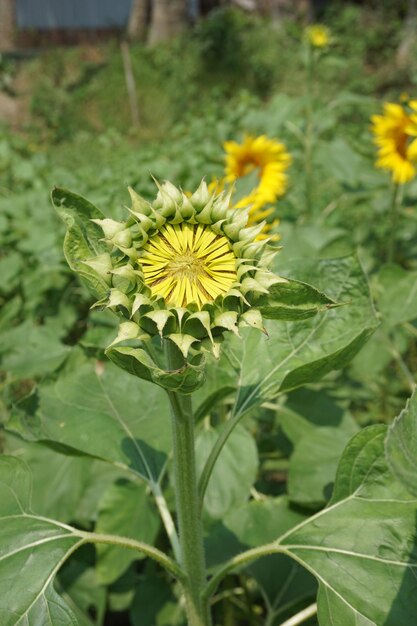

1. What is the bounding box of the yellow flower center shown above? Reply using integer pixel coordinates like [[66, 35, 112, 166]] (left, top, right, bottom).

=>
[[140, 223, 237, 308]]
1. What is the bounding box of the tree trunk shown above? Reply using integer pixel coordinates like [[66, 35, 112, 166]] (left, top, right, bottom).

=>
[[148, 0, 188, 46], [127, 0, 148, 42], [0, 0, 15, 52], [396, 0, 417, 70], [259, 0, 310, 21]]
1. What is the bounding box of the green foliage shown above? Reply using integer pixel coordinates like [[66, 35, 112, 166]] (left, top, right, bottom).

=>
[[10, 362, 171, 484], [386, 389, 417, 496], [1, 5, 417, 625], [0, 456, 83, 625]]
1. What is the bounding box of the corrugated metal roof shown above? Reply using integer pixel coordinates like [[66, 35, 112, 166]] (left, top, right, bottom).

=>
[[16, 0, 133, 29]]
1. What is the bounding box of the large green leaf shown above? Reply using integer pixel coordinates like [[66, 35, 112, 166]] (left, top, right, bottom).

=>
[[210, 423, 417, 625], [52, 187, 109, 299], [279, 426, 417, 625], [58, 558, 106, 626], [0, 320, 70, 378], [386, 390, 417, 497], [317, 586, 376, 626], [375, 264, 417, 327], [214, 255, 377, 419], [3, 432, 109, 524], [315, 137, 364, 187], [9, 361, 171, 486], [287, 426, 357, 508], [194, 255, 376, 421], [0, 455, 180, 625], [283, 392, 359, 510], [283, 388, 358, 445], [205, 498, 316, 621], [195, 424, 258, 518], [96, 479, 160, 584], [130, 573, 182, 626], [0, 456, 83, 626]]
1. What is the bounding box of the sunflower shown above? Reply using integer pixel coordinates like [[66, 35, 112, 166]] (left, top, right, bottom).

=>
[[224, 135, 291, 207], [140, 223, 237, 308], [88, 180, 283, 360], [371, 101, 417, 184], [305, 24, 330, 49], [218, 135, 291, 239]]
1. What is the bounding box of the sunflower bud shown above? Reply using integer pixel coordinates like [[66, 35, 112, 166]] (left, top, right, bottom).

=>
[[91, 181, 282, 359], [54, 180, 335, 393]]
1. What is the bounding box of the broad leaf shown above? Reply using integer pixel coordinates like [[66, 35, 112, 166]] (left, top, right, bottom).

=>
[[194, 255, 376, 421], [16, 584, 80, 626], [206, 498, 316, 617], [316, 137, 364, 187], [0, 456, 83, 626], [221, 255, 377, 418], [386, 390, 417, 496], [130, 573, 180, 626], [0, 320, 70, 378], [283, 388, 358, 445], [375, 264, 417, 327], [193, 355, 237, 421], [287, 426, 357, 508], [317, 586, 376, 626], [210, 423, 417, 625], [281, 391, 359, 508], [58, 558, 106, 626], [195, 424, 258, 518], [3, 432, 111, 524], [52, 187, 109, 299], [9, 361, 171, 486], [279, 426, 417, 625], [96, 479, 160, 584]]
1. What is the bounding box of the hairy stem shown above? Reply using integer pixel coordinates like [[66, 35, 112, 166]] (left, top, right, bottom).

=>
[[166, 340, 212, 626], [203, 542, 279, 601], [81, 530, 185, 580]]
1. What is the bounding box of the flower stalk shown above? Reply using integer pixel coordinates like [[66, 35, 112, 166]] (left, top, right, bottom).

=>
[[387, 182, 403, 263], [305, 48, 314, 215], [166, 340, 212, 626], [304, 39, 317, 216]]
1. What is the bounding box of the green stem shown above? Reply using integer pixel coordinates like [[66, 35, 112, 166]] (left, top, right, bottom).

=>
[[277, 603, 317, 626], [152, 482, 182, 563], [81, 530, 185, 580], [387, 183, 403, 263], [202, 541, 278, 601], [387, 338, 416, 392], [165, 340, 212, 626], [305, 44, 314, 214]]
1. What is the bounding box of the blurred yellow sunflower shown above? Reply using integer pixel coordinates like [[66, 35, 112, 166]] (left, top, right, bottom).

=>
[[305, 24, 330, 48], [371, 101, 417, 184], [219, 135, 292, 239]]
